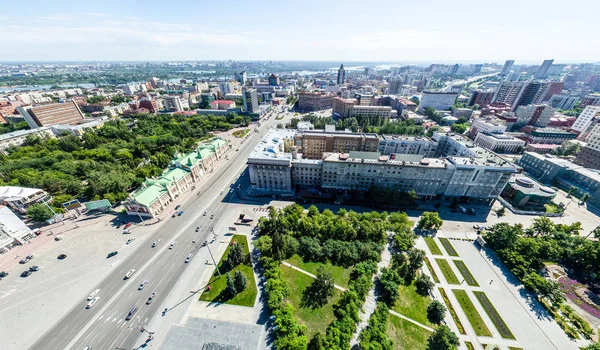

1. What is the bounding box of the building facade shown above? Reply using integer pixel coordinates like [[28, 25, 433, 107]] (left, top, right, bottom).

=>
[[474, 132, 526, 153], [17, 101, 85, 128], [417, 91, 458, 112], [337, 64, 345, 84], [242, 88, 259, 114], [294, 129, 379, 159], [297, 92, 334, 112], [0, 127, 55, 155], [571, 106, 600, 134], [514, 104, 555, 128]]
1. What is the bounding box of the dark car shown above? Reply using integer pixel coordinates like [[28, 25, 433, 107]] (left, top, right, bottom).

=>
[[125, 306, 138, 320], [0, 271, 8, 278], [19, 259, 28, 264], [29, 265, 40, 272], [107, 251, 118, 259], [57, 254, 67, 260], [467, 208, 476, 215], [178, 211, 184, 216], [174, 205, 181, 210], [21, 270, 32, 278]]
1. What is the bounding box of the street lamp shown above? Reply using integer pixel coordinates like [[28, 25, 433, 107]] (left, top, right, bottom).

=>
[[205, 239, 221, 277]]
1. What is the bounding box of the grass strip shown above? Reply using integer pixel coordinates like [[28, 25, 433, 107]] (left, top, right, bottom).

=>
[[200, 235, 257, 307], [438, 237, 459, 256], [508, 348, 524, 350], [438, 287, 466, 334], [473, 291, 515, 339], [452, 289, 492, 337], [465, 341, 475, 350], [435, 259, 460, 284], [424, 257, 440, 283], [424, 237, 443, 255], [453, 260, 479, 287]]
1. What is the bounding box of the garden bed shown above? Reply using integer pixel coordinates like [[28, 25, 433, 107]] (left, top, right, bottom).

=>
[[435, 259, 460, 284], [454, 260, 479, 287], [200, 235, 257, 307], [424, 257, 440, 283], [232, 128, 250, 138], [438, 287, 466, 334], [424, 237, 443, 255], [452, 289, 492, 337], [438, 237, 459, 257], [473, 291, 515, 339]]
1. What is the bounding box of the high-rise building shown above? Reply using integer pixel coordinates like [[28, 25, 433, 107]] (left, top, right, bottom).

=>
[[580, 94, 600, 108], [535, 59, 554, 79], [242, 88, 259, 114], [548, 95, 578, 110], [17, 101, 85, 128], [163, 96, 185, 112], [571, 106, 600, 133], [337, 64, 346, 84], [388, 77, 403, 95], [492, 81, 526, 110], [219, 82, 234, 96], [236, 71, 247, 85], [542, 82, 564, 101], [417, 91, 458, 112], [514, 104, 555, 128], [268, 74, 280, 86], [469, 90, 494, 107], [516, 81, 544, 108], [500, 60, 515, 76]]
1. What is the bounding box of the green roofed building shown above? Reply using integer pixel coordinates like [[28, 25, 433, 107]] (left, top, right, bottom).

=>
[[125, 138, 229, 217]]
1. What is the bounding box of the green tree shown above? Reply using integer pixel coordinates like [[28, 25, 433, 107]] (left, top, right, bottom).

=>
[[379, 267, 402, 305], [233, 270, 248, 293], [582, 343, 600, 350], [301, 267, 335, 308], [415, 273, 435, 296], [427, 126, 443, 137], [450, 123, 468, 134], [225, 272, 237, 296], [531, 217, 555, 237], [417, 212, 443, 231], [581, 193, 591, 203], [227, 241, 246, 269], [427, 300, 447, 324], [27, 203, 54, 222], [567, 186, 577, 197], [308, 331, 326, 350], [427, 325, 459, 350]]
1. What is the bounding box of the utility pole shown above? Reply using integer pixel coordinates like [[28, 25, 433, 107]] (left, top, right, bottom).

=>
[[205, 240, 221, 276]]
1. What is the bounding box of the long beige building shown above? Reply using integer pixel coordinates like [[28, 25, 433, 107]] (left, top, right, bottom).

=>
[[294, 129, 379, 159], [17, 101, 85, 128]]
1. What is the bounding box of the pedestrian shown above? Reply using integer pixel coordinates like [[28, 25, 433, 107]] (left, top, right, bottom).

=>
[[490, 279, 493, 284]]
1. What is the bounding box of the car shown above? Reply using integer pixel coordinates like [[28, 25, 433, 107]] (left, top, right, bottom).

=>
[[0, 271, 8, 278], [210, 214, 214, 219], [146, 292, 157, 305], [152, 240, 160, 247], [33, 229, 42, 236], [83, 346, 92, 350], [203, 211, 207, 216], [178, 211, 184, 216], [86, 296, 99, 309], [19, 259, 28, 264], [473, 224, 480, 229], [87, 289, 100, 301], [220, 190, 223, 195], [26, 254, 34, 260], [57, 254, 67, 260], [172, 213, 177, 218], [169, 242, 176, 249], [124, 269, 135, 279], [123, 229, 131, 234], [174, 204, 181, 210], [123, 222, 133, 229], [195, 226, 200, 232], [29, 265, 40, 272], [138, 280, 148, 290], [185, 253, 192, 263], [126, 238, 135, 245], [467, 208, 476, 215], [54, 236, 63, 241], [125, 306, 138, 320], [107, 251, 118, 258], [20, 270, 32, 278], [459, 206, 467, 214]]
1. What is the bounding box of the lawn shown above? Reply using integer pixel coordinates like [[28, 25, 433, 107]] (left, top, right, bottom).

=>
[[285, 254, 352, 288], [435, 259, 460, 284], [280, 264, 341, 338], [453, 260, 479, 287], [424, 257, 440, 283], [232, 128, 250, 138], [392, 282, 435, 327], [438, 238, 459, 257], [473, 291, 515, 339], [387, 313, 431, 350], [200, 235, 257, 307], [438, 287, 466, 335], [465, 341, 475, 350], [424, 237, 443, 255], [452, 289, 492, 337]]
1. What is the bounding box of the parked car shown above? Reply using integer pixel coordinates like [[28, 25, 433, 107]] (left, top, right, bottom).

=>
[[107, 251, 118, 258], [19, 259, 28, 264], [123, 229, 131, 234], [467, 208, 476, 215], [20, 270, 32, 277], [178, 211, 184, 216], [123, 222, 133, 229], [57, 254, 67, 260], [174, 205, 181, 210], [0, 271, 9, 278], [26, 254, 34, 260], [29, 265, 40, 272], [54, 236, 63, 241], [459, 206, 467, 214], [126, 238, 135, 245]]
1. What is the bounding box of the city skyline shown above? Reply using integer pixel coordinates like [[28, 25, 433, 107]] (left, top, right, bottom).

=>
[[2, 0, 599, 62]]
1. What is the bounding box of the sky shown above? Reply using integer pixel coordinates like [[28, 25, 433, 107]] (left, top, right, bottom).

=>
[[1, 0, 598, 63]]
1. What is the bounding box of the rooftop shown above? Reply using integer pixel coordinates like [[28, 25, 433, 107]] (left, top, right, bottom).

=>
[[0, 186, 46, 202], [248, 129, 296, 161], [508, 176, 557, 197]]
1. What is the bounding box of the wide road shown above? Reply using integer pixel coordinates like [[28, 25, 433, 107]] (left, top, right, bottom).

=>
[[29, 110, 285, 350]]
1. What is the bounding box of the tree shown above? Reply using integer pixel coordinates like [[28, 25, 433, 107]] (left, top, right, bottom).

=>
[[301, 267, 335, 308], [417, 212, 443, 231], [234, 270, 248, 293], [450, 123, 468, 134], [308, 331, 326, 350], [567, 186, 577, 198], [27, 203, 54, 222], [415, 274, 435, 296], [582, 343, 600, 350], [225, 272, 237, 296], [427, 301, 447, 324], [581, 193, 591, 204], [379, 267, 403, 305], [427, 126, 443, 137], [427, 325, 459, 350], [531, 217, 554, 237], [227, 241, 246, 269], [496, 206, 506, 217]]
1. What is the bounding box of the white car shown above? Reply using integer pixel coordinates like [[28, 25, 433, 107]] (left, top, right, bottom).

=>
[[87, 289, 100, 301], [169, 242, 176, 249], [86, 297, 99, 309], [185, 253, 193, 263], [124, 269, 135, 279], [152, 239, 161, 248], [146, 292, 157, 305], [138, 280, 148, 290]]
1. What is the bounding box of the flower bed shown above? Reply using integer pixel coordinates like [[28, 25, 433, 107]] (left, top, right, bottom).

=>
[[453, 260, 479, 287], [473, 291, 515, 339], [424, 257, 440, 283], [424, 237, 443, 255], [438, 287, 466, 334], [557, 276, 600, 319], [436, 258, 460, 285], [453, 289, 492, 337], [438, 237, 459, 257]]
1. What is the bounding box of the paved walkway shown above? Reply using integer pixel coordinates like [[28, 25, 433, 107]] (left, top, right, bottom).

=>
[[388, 309, 434, 332]]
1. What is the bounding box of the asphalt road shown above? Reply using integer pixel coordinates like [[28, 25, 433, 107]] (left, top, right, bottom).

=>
[[29, 111, 284, 350]]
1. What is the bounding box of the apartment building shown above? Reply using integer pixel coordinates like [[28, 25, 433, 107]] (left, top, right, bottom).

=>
[[17, 101, 85, 128], [548, 94, 578, 110], [474, 132, 526, 153], [492, 81, 526, 110], [294, 129, 379, 159], [332, 97, 357, 118], [247, 129, 517, 202], [526, 128, 577, 144], [469, 118, 507, 139], [571, 106, 600, 134], [297, 91, 334, 112], [417, 91, 458, 112], [0, 127, 54, 155], [163, 96, 185, 112], [514, 104, 556, 128], [377, 135, 437, 157], [242, 88, 259, 114], [469, 90, 494, 107]]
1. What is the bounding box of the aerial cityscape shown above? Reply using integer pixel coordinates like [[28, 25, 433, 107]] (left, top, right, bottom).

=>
[[1, 2, 600, 350]]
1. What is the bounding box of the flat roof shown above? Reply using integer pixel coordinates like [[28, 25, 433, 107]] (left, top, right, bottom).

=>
[[248, 129, 296, 160]]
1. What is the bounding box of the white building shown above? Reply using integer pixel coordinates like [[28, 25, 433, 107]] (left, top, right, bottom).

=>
[[163, 96, 186, 112], [515, 104, 555, 128], [219, 82, 235, 96], [548, 94, 578, 110], [377, 135, 438, 157], [0, 206, 35, 253], [571, 106, 600, 133], [123, 84, 138, 95], [469, 119, 507, 139], [0, 127, 55, 155], [0, 186, 50, 214], [417, 91, 458, 112], [474, 132, 526, 153]]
